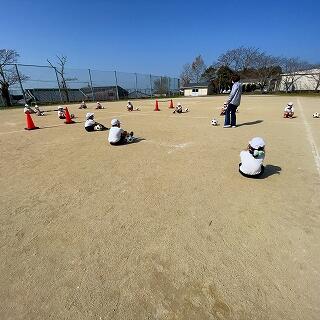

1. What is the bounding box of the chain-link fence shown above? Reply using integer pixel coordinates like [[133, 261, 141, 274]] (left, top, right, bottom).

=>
[[0, 64, 180, 106]]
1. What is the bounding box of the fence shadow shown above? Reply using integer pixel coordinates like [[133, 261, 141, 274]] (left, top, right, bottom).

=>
[[237, 120, 263, 127]]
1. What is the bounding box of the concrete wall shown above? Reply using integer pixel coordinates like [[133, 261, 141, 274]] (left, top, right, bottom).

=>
[[278, 69, 320, 91]]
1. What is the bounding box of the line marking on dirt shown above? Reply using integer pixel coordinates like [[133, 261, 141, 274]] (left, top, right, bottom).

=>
[[297, 98, 320, 178]]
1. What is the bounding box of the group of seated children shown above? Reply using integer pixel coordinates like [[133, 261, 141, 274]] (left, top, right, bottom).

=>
[[84, 113, 108, 132], [127, 101, 140, 111], [284, 102, 294, 118], [173, 102, 189, 114], [24, 104, 44, 116], [239, 137, 265, 178], [79, 101, 105, 110]]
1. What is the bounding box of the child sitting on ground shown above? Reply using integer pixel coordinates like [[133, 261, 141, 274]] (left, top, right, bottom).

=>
[[108, 119, 134, 145], [84, 113, 108, 132], [57, 106, 74, 119], [284, 102, 294, 118], [173, 102, 189, 114], [239, 137, 265, 178], [126, 101, 140, 111], [95, 102, 104, 109], [79, 101, 87, 109], [220, 102, 228, 116], [34, 105, 45, 116], [23, 104, 36, 114]]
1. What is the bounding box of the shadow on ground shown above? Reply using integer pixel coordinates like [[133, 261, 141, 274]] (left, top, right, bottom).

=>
[[261, 165, 282, 178], [237, 120, 263, 127]]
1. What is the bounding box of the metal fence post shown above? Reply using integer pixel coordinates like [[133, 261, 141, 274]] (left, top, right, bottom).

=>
[[114, 71, 119, 101], [149, 74, 153, 98], [53, 67, 63, 102], [14, 64, 27, 103], [88, 69, 95, 101], [135, 73, 138, 99]]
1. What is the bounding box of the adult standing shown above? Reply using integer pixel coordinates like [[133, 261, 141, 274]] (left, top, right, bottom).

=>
[[224, 74, 242, 128]]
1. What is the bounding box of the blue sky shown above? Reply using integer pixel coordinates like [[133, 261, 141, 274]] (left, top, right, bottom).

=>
[[1, 0, 319, 77]]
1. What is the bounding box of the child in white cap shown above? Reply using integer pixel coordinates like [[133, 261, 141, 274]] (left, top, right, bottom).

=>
[[284, 102, 294, 118], [173, 102, 189, 114], [84, 113, 108, 132], [95, 102, 104, 109], [239, 137, 265, 178], [34, 105, 45, 116], [23, 104, 36, 114], [79, 101, 87, 109], [57, 106, 66, 119], [108, 119, 134, 145], [126, 101, 140, 111]]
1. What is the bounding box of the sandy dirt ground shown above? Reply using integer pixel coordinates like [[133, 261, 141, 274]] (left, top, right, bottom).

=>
[[0, 95, 319, 320]]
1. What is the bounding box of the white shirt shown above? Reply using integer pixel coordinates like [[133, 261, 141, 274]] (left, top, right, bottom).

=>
[[284, 106, 294, 112], [85, 119, 95, 127], [108, 126, 123, 143], [58, 110, 64, 117], [239, 150, 264, 175]]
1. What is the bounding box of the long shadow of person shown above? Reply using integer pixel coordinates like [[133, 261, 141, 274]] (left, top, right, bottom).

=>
[[237, 120, 263, 127], [261, 165, 282, 178]]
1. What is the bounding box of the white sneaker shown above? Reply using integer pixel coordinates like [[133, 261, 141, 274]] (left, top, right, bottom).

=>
[[223, 125, 231, 128], [232, 126, 236, 128]]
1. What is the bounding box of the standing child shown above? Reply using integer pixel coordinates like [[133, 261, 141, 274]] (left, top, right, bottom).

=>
[[108, 119, 134, 145], [239, 137, 265, 178], [284, 102, 294, 118]]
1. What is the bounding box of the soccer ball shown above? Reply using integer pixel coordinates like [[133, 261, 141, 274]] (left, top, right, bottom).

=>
[[126, 135, 134, 143], [313, 112, 320, 118], [185, 108, 189, 112], [94, 124, 103, 131], [211, 118, 218, 126]]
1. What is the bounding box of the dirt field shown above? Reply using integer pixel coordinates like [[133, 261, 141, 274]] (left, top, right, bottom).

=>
[[0, 95, 319, 320]]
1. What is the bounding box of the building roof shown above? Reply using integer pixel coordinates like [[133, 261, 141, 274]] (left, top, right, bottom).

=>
[[181, 82, 209, 89]]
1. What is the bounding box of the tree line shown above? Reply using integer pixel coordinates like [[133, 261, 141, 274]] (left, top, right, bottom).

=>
[[180, 47, 320, 94]]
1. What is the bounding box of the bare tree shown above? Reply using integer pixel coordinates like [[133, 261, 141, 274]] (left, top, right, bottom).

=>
[[217, 46, 260, 72], [47, 55, 70, 102], [0, 49, 28, 106], [180, 63, 193, 86], [278, 57, 311, 92], [191, 55, 206, 83], [254, 53, 282, 92]]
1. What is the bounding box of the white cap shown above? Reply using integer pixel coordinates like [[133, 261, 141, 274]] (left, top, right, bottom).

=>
[[58, 106, 64, 110], [97, 101, 100, 104], [25, 103, 29, 107], [177, 102, 181, 106], [127, 100, 131, 103], [287, 102, 293, 106], [35, 104, 38, 108], [111, 119, 120, 126], [86, 112, 94, 120], [249, 137, 265, 149]]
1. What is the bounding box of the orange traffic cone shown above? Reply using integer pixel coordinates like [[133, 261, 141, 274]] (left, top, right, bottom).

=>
[[169, 99, 174, 109], [25, 113, 39, 130], [154, 100, 160, 111], [64, 107, 74, 124]]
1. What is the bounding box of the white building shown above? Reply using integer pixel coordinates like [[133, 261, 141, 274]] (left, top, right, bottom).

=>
[[181, 83, 210, 97], [278, 69, 320, 91]]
